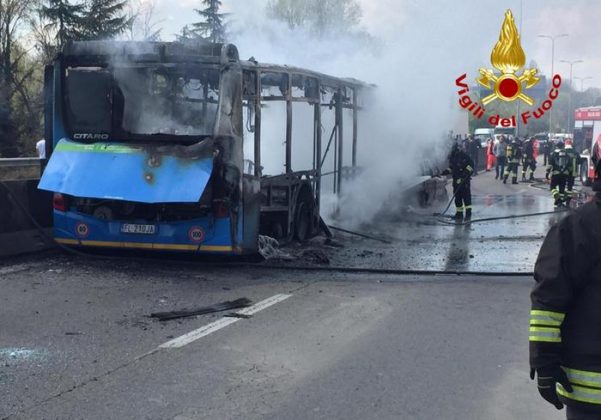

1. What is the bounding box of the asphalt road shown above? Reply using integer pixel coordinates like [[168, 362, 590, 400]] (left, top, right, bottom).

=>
[[0, 157, 577, 419], [0, 257, 561, 420]]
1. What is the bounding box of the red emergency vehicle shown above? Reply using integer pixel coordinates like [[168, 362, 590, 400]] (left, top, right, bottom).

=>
[[575, 107, 601, 186]]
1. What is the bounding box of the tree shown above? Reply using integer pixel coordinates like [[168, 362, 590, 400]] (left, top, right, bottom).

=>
[[40, 0, 85, 50], [267, 0, 361, 37], [176, 25, 196, 42], [266, 0, 310, 29], [0, 0, 34, 156], [191, 0, 227, 43], [310, 0, 361, 36], [126, 0, 162, 41], [81, 0, 131, 40]]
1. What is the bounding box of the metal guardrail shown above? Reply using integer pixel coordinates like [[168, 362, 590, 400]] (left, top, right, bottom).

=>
[[0, 158, 41, 168]]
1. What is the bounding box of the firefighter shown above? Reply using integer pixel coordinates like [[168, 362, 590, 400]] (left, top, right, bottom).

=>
[[442, 143, 474, 222], [546, 142, 571, 208], [522, 137, 537, 181], [529, 152, 601, 419], [504, 138, 522, 184], [564, 139, 579, 206]]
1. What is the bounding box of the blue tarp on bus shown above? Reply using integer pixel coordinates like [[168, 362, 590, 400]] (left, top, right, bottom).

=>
[[39, 139, 214, 204]]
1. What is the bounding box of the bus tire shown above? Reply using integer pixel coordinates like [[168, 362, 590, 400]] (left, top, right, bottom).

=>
[[294, 200, 311, 242], [581, 162, 592, 186]]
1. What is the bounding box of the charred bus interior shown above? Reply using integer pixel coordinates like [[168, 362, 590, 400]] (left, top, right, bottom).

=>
[[241, 61, 364, 241]]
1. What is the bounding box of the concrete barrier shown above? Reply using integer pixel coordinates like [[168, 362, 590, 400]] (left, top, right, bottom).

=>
[[0, 180, 53, 257]]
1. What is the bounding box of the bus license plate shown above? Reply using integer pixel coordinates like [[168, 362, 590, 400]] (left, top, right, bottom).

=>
[[121, 224, 156, 235]]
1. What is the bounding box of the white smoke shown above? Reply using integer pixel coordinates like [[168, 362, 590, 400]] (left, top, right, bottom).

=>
[[220, 0, 521, 227]]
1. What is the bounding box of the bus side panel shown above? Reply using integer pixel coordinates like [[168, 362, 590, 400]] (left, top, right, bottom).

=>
[[241, 175, 261, 254]]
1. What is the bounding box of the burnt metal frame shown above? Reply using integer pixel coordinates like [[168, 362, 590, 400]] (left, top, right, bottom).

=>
[[241, 61, 364, 239], [241, 61, 363, 192]]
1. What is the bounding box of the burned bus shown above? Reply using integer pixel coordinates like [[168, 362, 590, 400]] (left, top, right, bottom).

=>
[[39, 41, 365, 255]]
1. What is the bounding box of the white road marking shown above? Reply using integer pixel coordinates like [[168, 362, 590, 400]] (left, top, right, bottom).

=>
[[158, 294, 292, 349], [236, 293, 292, 316]]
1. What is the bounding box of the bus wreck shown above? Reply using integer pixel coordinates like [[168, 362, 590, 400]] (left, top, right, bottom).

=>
[[39, 41, 366, 255]]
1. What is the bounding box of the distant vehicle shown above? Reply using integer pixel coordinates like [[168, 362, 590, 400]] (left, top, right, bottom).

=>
[[532, 132, 549, 146], [494, 124, 516, 141], [474, 128, 494, 147], [574, 106, 601, 186], [550, 133, 571, 143]]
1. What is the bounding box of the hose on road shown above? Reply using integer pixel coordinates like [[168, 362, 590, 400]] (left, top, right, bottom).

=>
[[434, 209, 569, 226]]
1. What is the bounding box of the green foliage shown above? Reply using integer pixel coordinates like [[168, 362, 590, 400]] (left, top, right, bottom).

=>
[[0, 0, 37, 156], [190, 0, 227, 43], [40, 0, 85, 49], [81, 0, 132, 40]]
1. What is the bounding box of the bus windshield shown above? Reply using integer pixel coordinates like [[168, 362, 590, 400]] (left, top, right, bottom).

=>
[[64, 64, 221, 140]]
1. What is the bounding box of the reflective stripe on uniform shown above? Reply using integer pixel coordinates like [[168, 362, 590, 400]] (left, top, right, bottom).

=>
[[464, 205, 473, 210], [564, 368, 601, 388], [529, 326, 561, 343], [557, 384, 601, 405], [529, 310, 565, 326]]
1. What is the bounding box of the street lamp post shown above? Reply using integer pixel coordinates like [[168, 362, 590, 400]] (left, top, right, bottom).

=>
[[538, 34, 568, 135], [560, 59, 584, 133], [574, 76, 593, 92]]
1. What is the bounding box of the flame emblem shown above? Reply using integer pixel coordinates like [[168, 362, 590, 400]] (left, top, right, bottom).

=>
[[478, 10, 539, 106]]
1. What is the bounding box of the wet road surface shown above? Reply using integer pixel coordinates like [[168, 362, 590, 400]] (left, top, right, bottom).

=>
[[324, 159, 587, 273]]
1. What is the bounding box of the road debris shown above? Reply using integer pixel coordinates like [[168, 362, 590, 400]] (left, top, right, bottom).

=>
[[150, 298, 253, 321], [301, 249, 330, 265], [223, 313, 253, 319], [258, 235, 293, 260], [329, 226, 393, 244]]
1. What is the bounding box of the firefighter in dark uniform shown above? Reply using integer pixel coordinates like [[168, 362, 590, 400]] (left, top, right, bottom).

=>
[[546, 142, 571, 208], [442, 143, 474, 222], [530, 152, 601, 419], [504, 138, 522, 184], [564, 139, 580, 206], [522, 137, 537, 181]]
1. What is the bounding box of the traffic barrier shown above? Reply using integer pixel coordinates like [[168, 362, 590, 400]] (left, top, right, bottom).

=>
[[0, 179, 53, 257]]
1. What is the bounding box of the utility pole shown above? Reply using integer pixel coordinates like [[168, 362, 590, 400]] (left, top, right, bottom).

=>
[[516, 0, 523, 137], [538, 34, 568, 135], [560, 59, 584, 134]]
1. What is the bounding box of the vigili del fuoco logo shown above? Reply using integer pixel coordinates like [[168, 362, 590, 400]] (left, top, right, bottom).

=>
[[455, 9, 562, 127]]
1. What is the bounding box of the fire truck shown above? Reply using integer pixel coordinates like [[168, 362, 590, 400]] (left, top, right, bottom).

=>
[[575, 107, 601, 186]]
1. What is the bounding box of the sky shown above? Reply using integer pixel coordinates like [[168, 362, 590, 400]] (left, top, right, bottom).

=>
[[146, 0, 600, 91]]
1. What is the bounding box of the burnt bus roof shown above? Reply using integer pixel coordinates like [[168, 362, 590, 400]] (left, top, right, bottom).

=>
[[62, 40, 239, 65], [62, 41, 367, 90], [240, 61, 368, 91]]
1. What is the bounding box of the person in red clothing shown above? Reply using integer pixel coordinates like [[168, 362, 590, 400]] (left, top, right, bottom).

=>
[[486, 138, 496, 171]]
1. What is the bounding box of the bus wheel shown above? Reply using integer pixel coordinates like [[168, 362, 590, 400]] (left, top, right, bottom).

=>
[[294, 201, 311, 242]]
